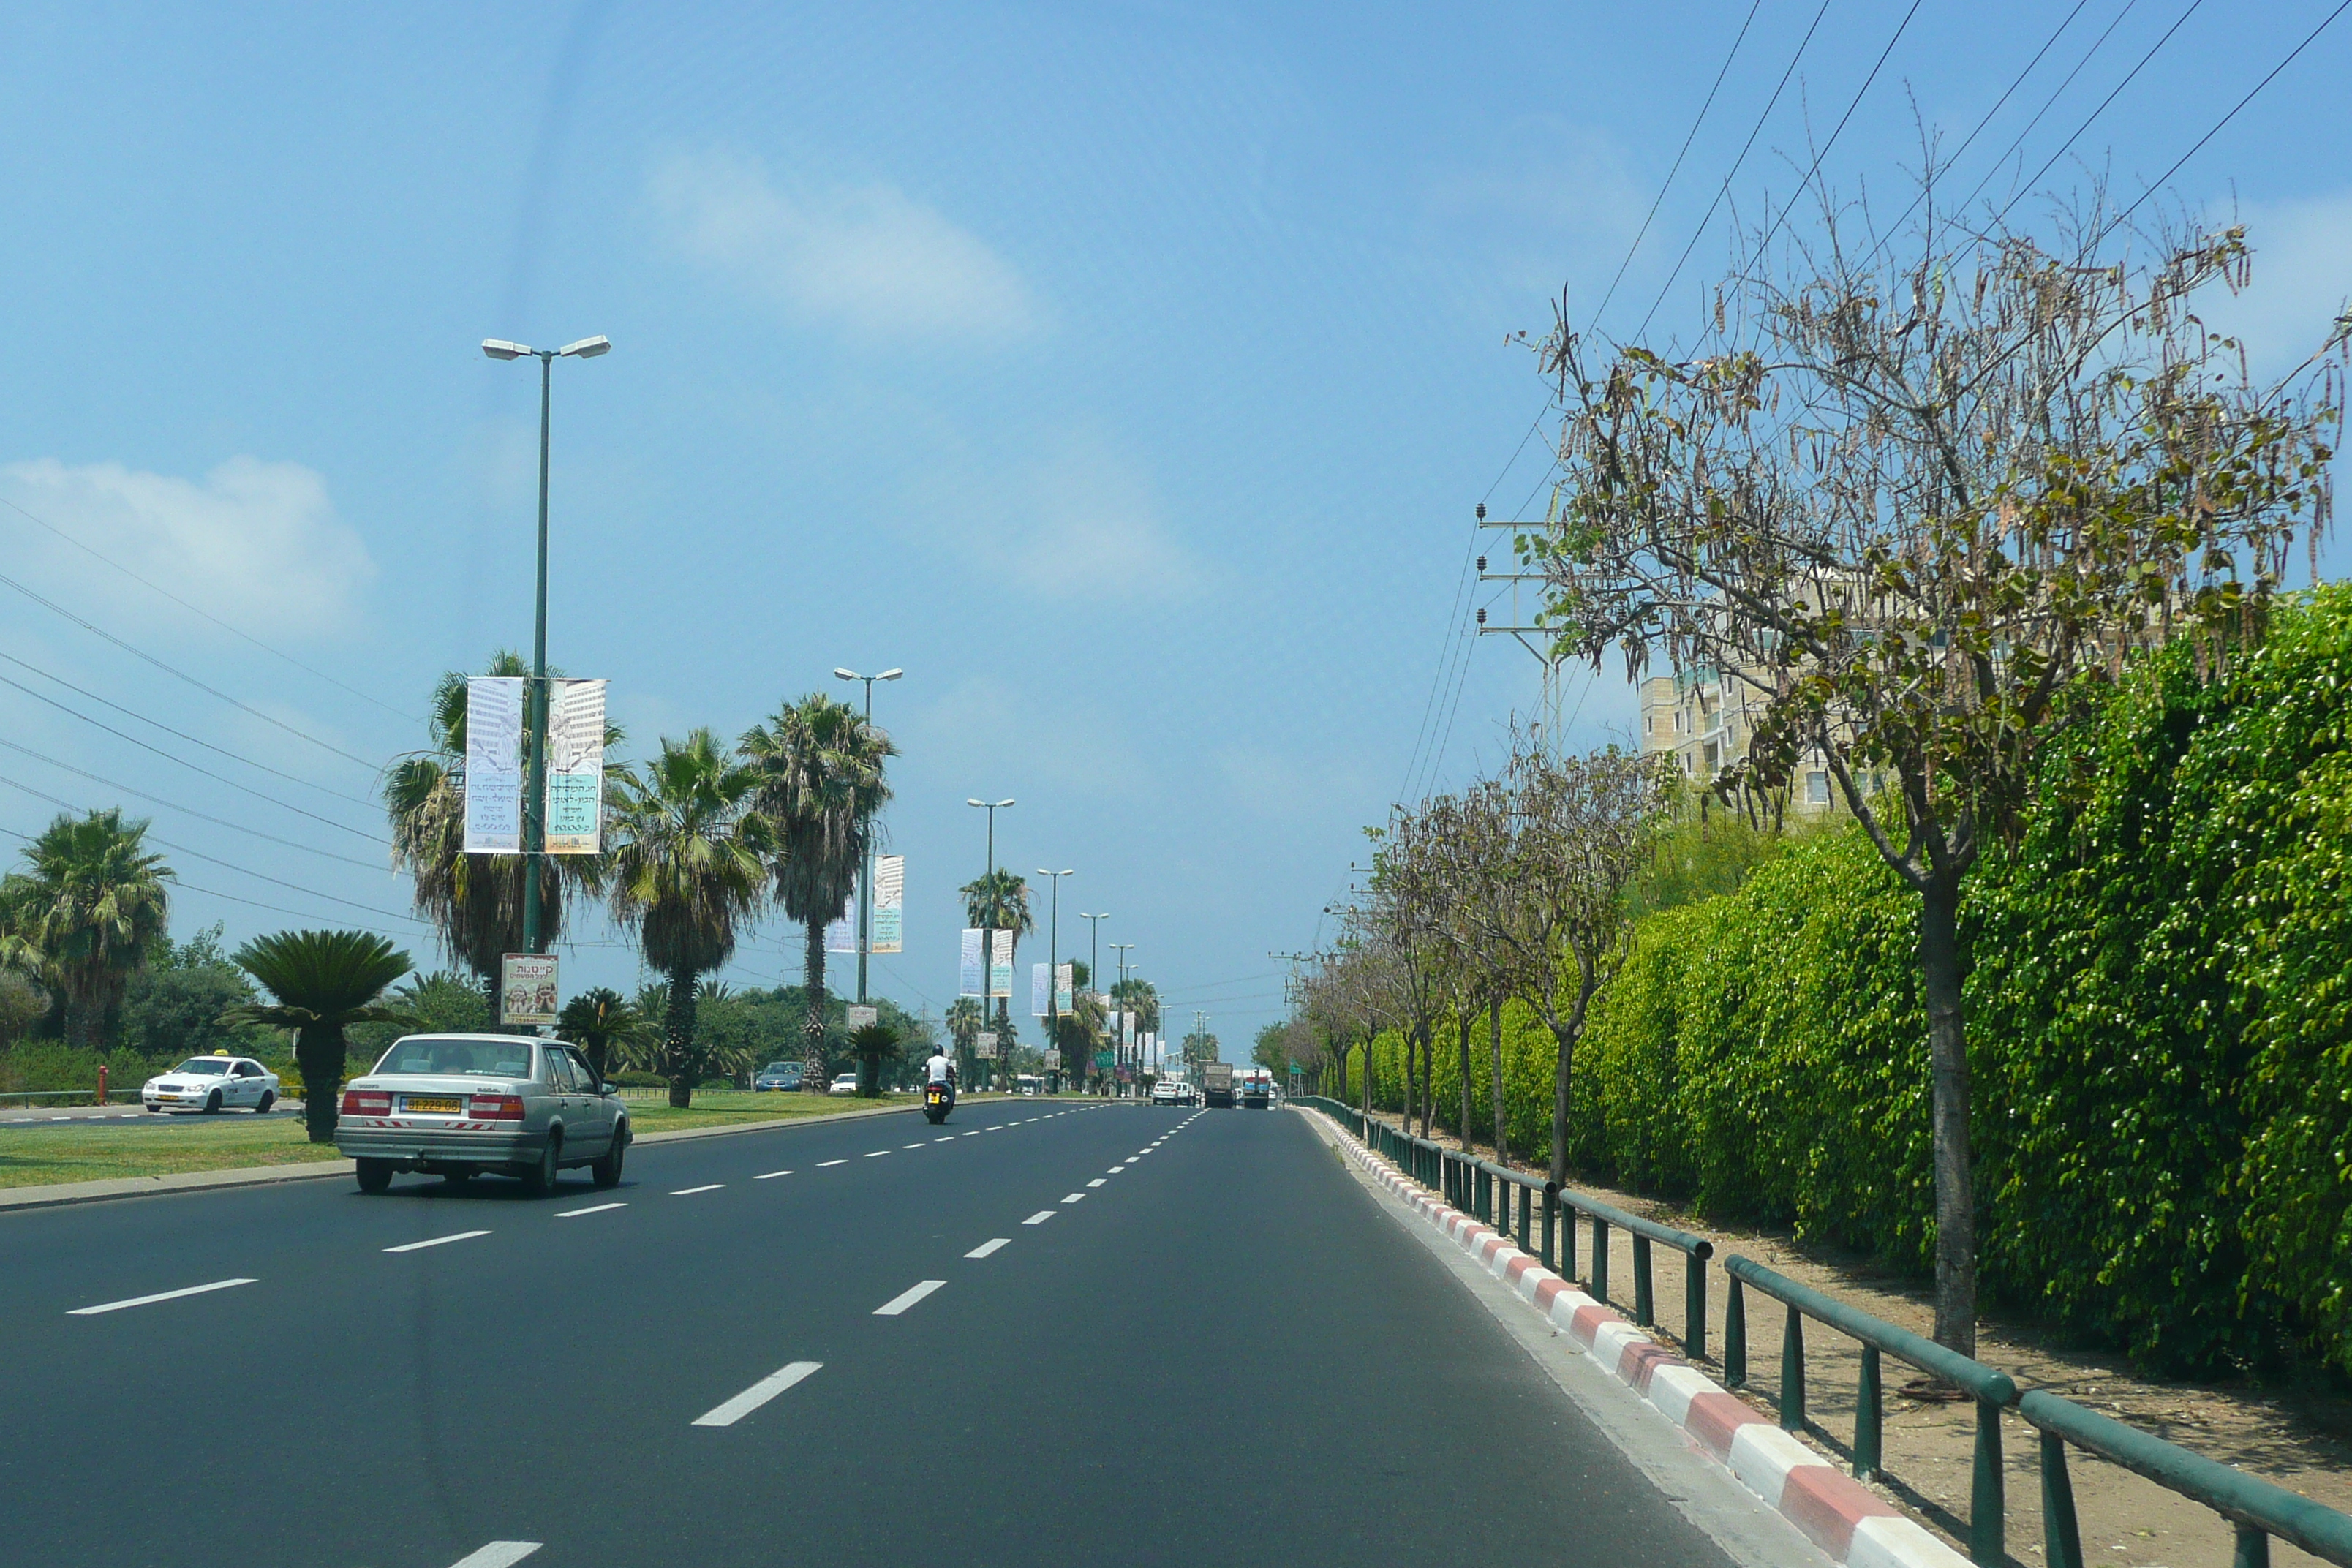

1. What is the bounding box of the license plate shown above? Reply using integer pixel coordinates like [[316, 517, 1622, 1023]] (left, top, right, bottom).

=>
[[404, 1096, 462, 1114]]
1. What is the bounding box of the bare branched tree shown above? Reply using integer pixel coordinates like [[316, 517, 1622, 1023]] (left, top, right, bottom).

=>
[[1532, 177, 2341, 1352]]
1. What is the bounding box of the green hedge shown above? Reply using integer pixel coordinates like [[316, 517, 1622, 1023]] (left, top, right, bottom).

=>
[[1349, 587, 2352, 1376]]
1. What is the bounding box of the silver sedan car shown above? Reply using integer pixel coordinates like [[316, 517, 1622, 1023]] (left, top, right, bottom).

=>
[[333, 1033, 629, 1196]]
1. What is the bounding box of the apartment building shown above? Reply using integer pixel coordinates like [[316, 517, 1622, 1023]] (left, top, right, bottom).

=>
[[1637, 670, 1838, 812]]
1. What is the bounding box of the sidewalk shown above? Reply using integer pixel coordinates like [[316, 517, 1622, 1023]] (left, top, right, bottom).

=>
[[1353, 1109, 2350, 1568]]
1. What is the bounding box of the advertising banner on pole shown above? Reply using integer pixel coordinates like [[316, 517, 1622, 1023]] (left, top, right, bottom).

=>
[[990, 930, 1014, 1000], [543, 679, 606, 854], [1043, 1049, 1060, 1068], [975, 1031, 998, 1060], [500, 953, 558, 1026], [1030, 962, 1051, 1018], [871, 855, 903, 954], [847, 1005, 878, 1030], [1054, 962, 1073, 1014], [959, 929, 983, 998], [462, 677, 524, 853], [825, 892, 856, 954]]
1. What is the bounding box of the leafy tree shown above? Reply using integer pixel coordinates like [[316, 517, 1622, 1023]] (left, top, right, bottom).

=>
[[0, 973, 49, 1047], [0, 809, 172, 1049], [121, 958, 262, 1065], [740, 693, 895, 1089], [1534, 189, 2337, 1351], [557, 986, 652, 1083], [222, 930, 414, 1142], [606, 730, 769, 1107]]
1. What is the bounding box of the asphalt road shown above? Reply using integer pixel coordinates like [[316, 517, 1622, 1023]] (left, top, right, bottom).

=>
[[3, 1098, 1763, 1568]]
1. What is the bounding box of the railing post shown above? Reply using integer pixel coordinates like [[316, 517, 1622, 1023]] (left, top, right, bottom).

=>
[[1970, 1396, 2005, 1567], [1855, 1345, 1882, 1479], [1591, 1215, 1610, 1303], [1685, 1253, 1707, 1362], [1560, 1195, 1576, 1280], [2233, 1524, 2271, 1568], [1541, 1183, 1558, 1273], [1517, 1184, 1531, 1252], [1779, 1305, 1806, 1432], [1632, 1235, 1654, 1327], [2038, 1433, 2084, 1568], [1725, 1275, 1747, 1387]]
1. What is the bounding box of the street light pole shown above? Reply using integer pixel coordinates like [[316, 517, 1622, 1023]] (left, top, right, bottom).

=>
[[966, 798, 1013, 1088], [835, 667, 902, 1005], [1110, 943, 1134, 1095], [482, 333, 609, 960], [1036, 868, 1072, 1091], [1079, 912, 1107, 1092]]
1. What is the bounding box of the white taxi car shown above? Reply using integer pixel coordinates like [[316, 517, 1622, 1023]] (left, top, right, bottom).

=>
[[143, 1056, 279, 1115]]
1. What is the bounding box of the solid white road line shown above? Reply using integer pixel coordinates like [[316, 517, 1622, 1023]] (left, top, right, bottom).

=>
[[965, 1237, 1011, 1258], [873, 1279, 947, 1316], [1061, 1193, 1085, 1204], [818, 1158, 848, 1166], [556, 1202, 627, 1218], [670, 1183, 725, 1196], [383, 1229, 491, 1254], [1023, 1210, 1057, 1224], [1086, 1179, 1106, 1188], [691, 1360, 823, 1428], [755, 1169, 793, 1180], [447, 1542, 543, 1568], [68, 1278, 255, 1316]]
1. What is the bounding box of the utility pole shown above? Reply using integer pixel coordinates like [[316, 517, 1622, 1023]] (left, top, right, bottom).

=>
[[836, 668, 902, 1005]]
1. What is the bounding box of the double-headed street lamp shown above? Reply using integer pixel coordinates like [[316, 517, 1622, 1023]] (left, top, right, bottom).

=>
[[1109, 941, 1135, 1091], [966, 797, 1014, 1085], [1079, 911, 1108, 1090], [1035, 868, 1074, 1090], [835, 667, 902, 1006], [482, 333, 610, 958]]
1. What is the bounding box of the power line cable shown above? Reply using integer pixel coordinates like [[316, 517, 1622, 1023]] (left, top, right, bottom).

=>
[[0, 820, 418, 932], [0, 737, 393, 872], [0, 568, 382, 771], [1946, 0, 2143, 219], [1989, 0, 2206, 227], [0, 494, 418, 722], [0, 667, 387, 838]]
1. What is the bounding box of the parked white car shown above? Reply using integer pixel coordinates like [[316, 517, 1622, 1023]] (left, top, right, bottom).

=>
[[143, 1057, 279, 1115], [829, 1072, 861, 1096]]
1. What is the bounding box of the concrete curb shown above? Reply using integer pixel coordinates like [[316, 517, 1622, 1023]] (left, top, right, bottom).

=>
[[0, 1096, 999, 1215], [1303, 1108, 1967, 1568]]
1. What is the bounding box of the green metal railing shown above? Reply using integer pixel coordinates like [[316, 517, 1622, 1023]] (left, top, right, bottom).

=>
[[1290, 1096, 2352, 1568]]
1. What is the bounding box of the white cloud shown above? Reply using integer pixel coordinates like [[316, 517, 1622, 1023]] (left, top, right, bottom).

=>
[[1, 456, 374, 639], [650, 148, 1039, 342], [1001, 439, 1199, 598]]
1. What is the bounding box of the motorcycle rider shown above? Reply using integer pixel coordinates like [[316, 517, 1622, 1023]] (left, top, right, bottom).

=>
[[924, 1047, 957, 1104]]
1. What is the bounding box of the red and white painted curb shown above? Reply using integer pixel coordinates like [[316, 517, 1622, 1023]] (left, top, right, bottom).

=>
[[1305, 1109, 1967, 1568]]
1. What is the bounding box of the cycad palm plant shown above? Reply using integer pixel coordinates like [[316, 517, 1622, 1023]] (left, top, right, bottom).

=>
[[384, 654, 618, 1000], [740, 693, 896, 1090], [0, 809, 173, 1049], [221, 930, 414, 1142], [556, 986, 653, 1083], [606, 730, 769, 1108]]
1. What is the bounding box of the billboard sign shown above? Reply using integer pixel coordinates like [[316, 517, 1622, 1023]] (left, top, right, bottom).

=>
[[847, 1005, 878, 1029], [959, 929, 984, 998], [872, 855, 903, 953], [990, 930, 1014, 1000], [543, 679, 606, 854], [975, 1031, 998, 1060], [462, 676, 524, 853], [500, 952, 558, 1026]]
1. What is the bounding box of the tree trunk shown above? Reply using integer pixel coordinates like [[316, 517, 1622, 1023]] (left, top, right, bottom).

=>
[[1920, 870, 1978, 1356], [1546, 976, 1598, 1187], [1489, 999, 1507, 1166], [295, 1022, 344, 1143], [802, 916, 829, 1091], [1458, 1008, 1473, 1152], [1418, 1022, 1434, 1139], [664, 968, 697, 1109]]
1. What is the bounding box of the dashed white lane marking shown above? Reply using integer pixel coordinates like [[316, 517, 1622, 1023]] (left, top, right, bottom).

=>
[[1086, 1178, 1107, 1188], [755, 1169, 793, 1180], [864, 1150, 890, 1158], [1107, 1166, 1125, 1174], [1023, 1210, 1057, 1225], [557, 1202, 627, 1218], [818, 1158, 848, 1166], [671, 1183, 725, 1196], [933, 1137, 954, 1144], [1061, 1192, 1085, 1204], [874, 1278, 947, 1316], [384, 1229, 491, 1254], [691, 1360, 823, 1428], [447, 1542, 543, 1568], [69, 1277, 255, 1316], [903, 1142, 927, 1149], [965, 1237, 1011, 1258], [962, 1131, 981, 1137]]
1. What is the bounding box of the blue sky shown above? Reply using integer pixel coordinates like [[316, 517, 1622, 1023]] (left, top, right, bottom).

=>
[[3, 1, 2348, 1049]]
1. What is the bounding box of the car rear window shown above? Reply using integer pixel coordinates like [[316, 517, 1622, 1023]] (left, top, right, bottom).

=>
[[377, 1039, 535, 1078]]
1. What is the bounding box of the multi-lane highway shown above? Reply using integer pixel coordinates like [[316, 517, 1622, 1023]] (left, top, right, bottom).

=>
[[4, 1099, 1810, 1568]]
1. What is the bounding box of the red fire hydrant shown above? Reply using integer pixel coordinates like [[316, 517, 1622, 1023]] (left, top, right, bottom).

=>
[[97, 1064, 108, 1107]]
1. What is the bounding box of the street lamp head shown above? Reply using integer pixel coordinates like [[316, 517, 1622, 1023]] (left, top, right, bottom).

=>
[[482, 339, 530, 360], [835, 668, 861, 681], [557, 335, 611, 358], [966, 798, 987, 808], [878, 668, 903, 681], [995, 798, 1015, 808]]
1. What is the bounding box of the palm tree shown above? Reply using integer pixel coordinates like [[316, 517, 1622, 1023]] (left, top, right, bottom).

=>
[[0, 810, 172, 1049], [605, 730, 769, 1108], [849, 1020, 898, 1098], [960, 867, 1032, 1050], [221, 930, 414, 1142], [556, 986, 652, 1083], [739, 693, 896, 1090], [383, 654, 618, 1002]]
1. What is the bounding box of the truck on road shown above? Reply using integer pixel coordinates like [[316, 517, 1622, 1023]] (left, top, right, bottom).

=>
[[1240, 1067, 1271, 1109], [1201, 1062, 1235, 1108]]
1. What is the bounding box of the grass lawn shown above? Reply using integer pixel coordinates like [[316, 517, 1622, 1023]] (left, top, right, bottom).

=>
[[0, 1091, 949, 1190]]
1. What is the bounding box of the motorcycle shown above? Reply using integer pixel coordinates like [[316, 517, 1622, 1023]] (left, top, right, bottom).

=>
[[923, 1080, 956, 1124]]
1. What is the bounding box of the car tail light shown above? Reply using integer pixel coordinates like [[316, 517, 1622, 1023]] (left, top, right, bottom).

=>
[[342, 1090, 391, 1115], [470, 1094, 525, 1121]]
